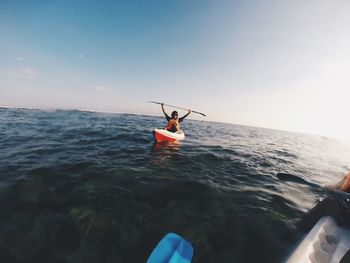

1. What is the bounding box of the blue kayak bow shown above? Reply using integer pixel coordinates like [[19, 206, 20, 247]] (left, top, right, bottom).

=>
[[147, 233, 193, 263]]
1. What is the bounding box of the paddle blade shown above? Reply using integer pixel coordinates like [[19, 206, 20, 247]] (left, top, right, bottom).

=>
[[277, 173, 321, 189], [192, 110, 206, 117], [147, 233, 193, 263], [277, 173, 306, 183], [277, 172, 350, 199], [147, 101, 162, 105]]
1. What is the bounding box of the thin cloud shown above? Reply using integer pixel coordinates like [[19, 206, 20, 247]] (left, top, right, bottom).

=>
[[92, 86, 110, 91], [19, 68, 39, 77], [0, 68, 39, 79], [16, 57, 28, 62], [78, 54, 85, 59]]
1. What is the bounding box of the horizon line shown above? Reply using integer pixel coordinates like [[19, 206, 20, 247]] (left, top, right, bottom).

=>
[[1, 104, 346, 143]]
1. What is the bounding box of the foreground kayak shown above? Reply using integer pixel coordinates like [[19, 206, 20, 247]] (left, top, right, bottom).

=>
[[153, 128, 185, 142], [286, 216, 350, 263]]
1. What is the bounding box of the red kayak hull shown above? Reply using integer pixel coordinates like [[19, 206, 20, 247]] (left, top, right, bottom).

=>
[[152, 128, 185, 142]]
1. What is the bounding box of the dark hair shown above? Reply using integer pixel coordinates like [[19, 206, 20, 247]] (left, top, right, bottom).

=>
[[171, 111, 178, 117]]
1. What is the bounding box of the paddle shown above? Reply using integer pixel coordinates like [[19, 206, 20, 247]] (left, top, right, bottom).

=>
[[277, 173, 350, 198], [277, 173, 322, 189], [148, 101, 206, 117], [147, 233, 193, 263]]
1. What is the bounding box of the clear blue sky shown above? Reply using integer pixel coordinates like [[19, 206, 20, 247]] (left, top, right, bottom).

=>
[[1, 1, 350, 140]]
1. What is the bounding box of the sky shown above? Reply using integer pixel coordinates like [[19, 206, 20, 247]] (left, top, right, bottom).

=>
[[1, 0, 350, 141]]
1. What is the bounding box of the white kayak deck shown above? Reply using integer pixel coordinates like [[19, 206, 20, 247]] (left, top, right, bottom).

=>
[[286, 216, 350, 263]]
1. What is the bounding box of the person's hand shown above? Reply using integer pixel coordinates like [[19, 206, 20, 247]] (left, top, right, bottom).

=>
[[188, 109, 191, 113], [161, 103, 164, 106]]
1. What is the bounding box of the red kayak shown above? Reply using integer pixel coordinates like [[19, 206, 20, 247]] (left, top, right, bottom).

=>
[[153, 128, 185, 142]]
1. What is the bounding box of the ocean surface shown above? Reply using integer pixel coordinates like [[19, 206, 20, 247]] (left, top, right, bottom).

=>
[[1, 107, 350, 263]]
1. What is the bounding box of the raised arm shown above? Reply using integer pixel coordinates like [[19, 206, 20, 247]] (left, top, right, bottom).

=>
[[161, 103, 170, 119], [179, 110, 191, 122]]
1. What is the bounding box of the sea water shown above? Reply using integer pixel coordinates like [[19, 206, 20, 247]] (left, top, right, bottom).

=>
[[1, 107, 350, 263]]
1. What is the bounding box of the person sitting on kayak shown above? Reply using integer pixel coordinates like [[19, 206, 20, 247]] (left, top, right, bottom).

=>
[[299, 170, 350, 230], [161, 103, 191, 133]]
